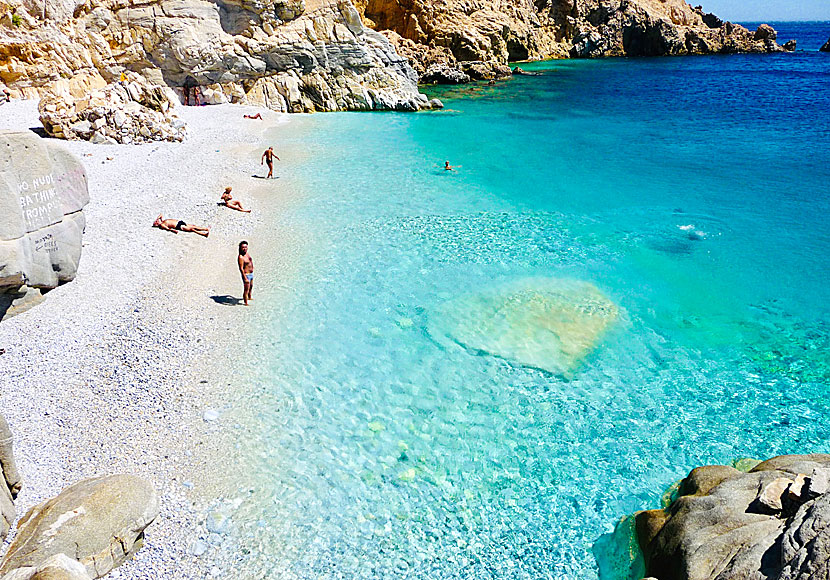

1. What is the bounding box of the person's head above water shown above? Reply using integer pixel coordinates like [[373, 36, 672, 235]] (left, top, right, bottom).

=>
[[445, 161, 449, 167], [239, 240, 248, 255]]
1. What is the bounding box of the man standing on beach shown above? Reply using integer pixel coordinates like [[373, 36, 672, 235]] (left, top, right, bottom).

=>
[[261, 146, 280, 179], [238, 241, 254, 306]]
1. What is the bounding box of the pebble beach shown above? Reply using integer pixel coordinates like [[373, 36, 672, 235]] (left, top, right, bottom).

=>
[[0, 100, 287, 579]]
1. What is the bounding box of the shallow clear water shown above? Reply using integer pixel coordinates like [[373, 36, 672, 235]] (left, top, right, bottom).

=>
[[224, 22, 830, 579]]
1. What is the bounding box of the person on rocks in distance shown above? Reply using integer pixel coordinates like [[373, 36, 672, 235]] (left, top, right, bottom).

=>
[[220, 187, 251, 213], [152, 214, 210, 237], [238, 241, 254, 306], [261, 146, 280, 179]]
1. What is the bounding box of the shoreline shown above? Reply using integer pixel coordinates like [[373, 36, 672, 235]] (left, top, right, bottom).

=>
[[0, 100, 292, 578]]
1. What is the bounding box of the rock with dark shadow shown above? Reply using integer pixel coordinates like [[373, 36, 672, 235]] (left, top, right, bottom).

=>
[[633, 454, 830, 580]]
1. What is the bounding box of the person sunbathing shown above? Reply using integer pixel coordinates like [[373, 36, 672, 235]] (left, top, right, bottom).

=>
[[220, 187, 251, 213], [244, 113, 262, 120], [152, 214, 210, 237]]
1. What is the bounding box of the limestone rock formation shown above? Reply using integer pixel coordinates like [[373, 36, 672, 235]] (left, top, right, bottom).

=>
[[359, 0, 791, 82], [0, 475, 159, 579], [429, 278, 619, 378], [38, 72, 186, 144], [821, 37, 830, 52], [0, 415, 21, 543], [635, 454, 830, 580], [2, 554, 94, 580], [0, 131, 88, 320], [0, 0, 434, 111]]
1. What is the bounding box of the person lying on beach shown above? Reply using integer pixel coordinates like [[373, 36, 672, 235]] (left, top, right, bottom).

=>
[[238, 240, 254, 306], [220, 187, 251, 213], [261, 146, 280, 179], [244, 113, 262, 120], [152, 214, 210, 237]]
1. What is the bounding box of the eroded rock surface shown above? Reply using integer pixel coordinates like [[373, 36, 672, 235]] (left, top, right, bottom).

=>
[[38, 72, 185, 144], [360, 0, 791, 82], [0, 475, 159, 579], [0, 131, 88, 320], [0, 415, 21, 543], [429, 277, 618, 378], [635, 454, 830, 580], [0, 0, 433, 111]]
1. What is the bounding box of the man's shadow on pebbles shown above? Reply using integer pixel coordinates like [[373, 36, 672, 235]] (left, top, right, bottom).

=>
[[210, 295, 242, 306]]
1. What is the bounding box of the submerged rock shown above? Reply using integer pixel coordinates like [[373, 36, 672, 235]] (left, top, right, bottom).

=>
[[0, 131, 89, 320], [633, 454, 830, 580], [429, 278, 619, 377], [0, 475, 159, 578]]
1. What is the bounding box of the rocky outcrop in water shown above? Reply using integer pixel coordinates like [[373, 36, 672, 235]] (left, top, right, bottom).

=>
[[821, 37, 830, 52], [0, 0, 434, 111], [634, 454, 830, 580], [359, 0, 793, 83], [38, 72, 186, 144], [0, 131, 89, 320], [428, 278, 619, 378]]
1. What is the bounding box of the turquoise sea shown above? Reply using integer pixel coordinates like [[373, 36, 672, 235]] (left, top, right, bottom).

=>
[[224, 22, 830, 579]]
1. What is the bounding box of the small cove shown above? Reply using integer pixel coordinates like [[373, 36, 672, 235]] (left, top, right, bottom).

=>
[[220, 25, 830, 578]]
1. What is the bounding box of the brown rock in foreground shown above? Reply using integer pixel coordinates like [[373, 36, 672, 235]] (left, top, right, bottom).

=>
[[635, 454, 830, 580], [0, 475, 159, 579]]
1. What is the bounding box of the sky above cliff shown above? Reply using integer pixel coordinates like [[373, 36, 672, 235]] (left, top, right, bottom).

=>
[[702, 0, 829, 21]]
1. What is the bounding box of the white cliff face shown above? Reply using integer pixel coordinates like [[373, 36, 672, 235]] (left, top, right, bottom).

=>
[[0, 0, 435, 111]]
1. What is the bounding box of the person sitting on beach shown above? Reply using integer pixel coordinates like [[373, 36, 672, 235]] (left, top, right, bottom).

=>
[[220, 187, 251, 213], [261, 146, 280, 179], [152, 214, 210, 237], [238, 240, 254, 306], [244, 113, 262, 120]]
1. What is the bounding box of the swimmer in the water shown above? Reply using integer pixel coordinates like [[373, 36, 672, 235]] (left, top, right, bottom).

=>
[[444, 161, 457, 171]]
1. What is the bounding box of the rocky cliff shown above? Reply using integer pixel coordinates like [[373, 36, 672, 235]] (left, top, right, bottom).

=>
[[1, 0, 794, 107], [358, 0, 794, 82], [0, 0, 435, 111]]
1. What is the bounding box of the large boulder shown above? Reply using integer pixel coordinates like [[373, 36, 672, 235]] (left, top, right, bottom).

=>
[[0, 475, 159, 579], [634, 454, 830, 580], [0, 132, 88, 320], [38, 72, 185, 144], [2, 554, 93, 580], [0, 415, 21, 543]]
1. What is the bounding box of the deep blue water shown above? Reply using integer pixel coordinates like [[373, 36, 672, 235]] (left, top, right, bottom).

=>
[[223, 22, 830, 579]]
